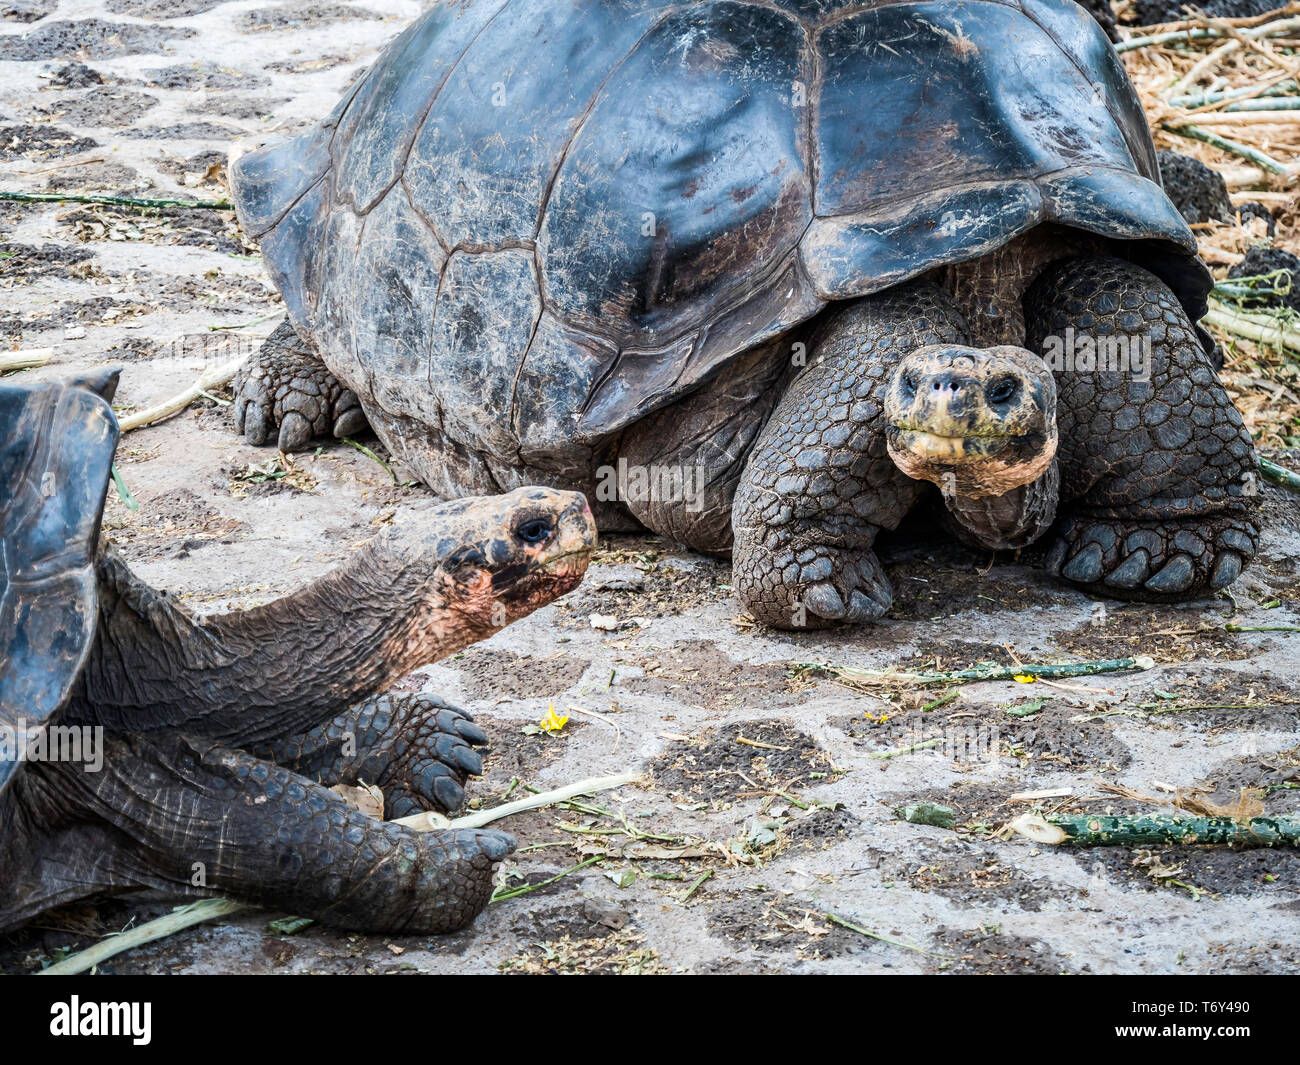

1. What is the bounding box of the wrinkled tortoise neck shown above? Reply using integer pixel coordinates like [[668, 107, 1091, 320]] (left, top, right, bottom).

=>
[[942, 458, 1061, 551], [69, 544, 480, 748]]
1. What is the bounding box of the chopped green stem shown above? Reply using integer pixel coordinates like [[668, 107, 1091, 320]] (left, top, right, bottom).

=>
[[1116, 27, 1222, 51], [109, 464, 139, 511], [490, 857, 604, 902], [871, 738, 943, 760], [38, 899, 248, 976], [1170, 81, 1297, 108], [1163, 123, 1291, 173], [1258, 456, 1300, 494], [680, 869, 713, 902], [342, 437, 397, 484], [823, 913, 934, 955], [811, 654, 1153, 689], [1026, 813, 1300, 847]]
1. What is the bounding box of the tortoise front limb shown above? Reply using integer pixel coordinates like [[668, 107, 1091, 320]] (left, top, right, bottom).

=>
[[731, 282, 967, 629], [255, 693, 488, 819], [13, 732, 512, 934], [1024, 256, 1260, 599], [233, 319, 367, 451]]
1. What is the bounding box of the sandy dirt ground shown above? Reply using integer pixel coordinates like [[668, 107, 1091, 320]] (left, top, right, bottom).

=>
[[2, 1, 1298, 974]]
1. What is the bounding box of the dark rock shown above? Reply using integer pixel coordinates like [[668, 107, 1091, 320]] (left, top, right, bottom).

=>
[[49, 63, 107, 88], [141, 62, 270, 91], [2, 2, 48, 23], [0, 18, 193, 61], [0, 124, 97, 162], [106, 0, 224, 16], [1074, 0, 1120, 41], [1157, 149, 1233, 224]]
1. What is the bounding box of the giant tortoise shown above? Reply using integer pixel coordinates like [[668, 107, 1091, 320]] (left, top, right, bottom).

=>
[[0, 371, 595, 934], [229, 0, 1259, 630]]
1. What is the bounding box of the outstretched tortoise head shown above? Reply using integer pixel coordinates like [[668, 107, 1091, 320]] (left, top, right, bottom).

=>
[[370, 486, 595, 647], [0, 373, 596, 935]]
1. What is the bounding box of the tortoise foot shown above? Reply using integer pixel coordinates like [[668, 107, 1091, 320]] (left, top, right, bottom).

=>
[[233, 319, 366, 451], [6, 732, 513, 935], [735, 535, 893, 630], [263, 693, 490, 818], [1046, 513, 1259, 601]]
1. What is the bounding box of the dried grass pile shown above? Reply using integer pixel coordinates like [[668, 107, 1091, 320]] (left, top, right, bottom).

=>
[[1118, 1, 1300, 448]]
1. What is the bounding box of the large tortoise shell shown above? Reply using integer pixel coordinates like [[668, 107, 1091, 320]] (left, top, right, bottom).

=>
[[233, 0, 1208, 468]]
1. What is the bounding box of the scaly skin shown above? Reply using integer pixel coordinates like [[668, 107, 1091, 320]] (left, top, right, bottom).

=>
[[233, 319, 367, 452], [3, 732, 510, 934], [732, 282, 967, 629], [733, 254, 1260, 628], [0, 488, 596, 935], [618, 336, 790, 554], [260, 693, 488, 819], [1024, 257, 1260, 599]]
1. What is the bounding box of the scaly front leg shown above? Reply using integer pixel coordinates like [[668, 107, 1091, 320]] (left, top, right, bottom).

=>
[[732, 282, 967, 629], [1024, 256, 1260, 598], [233, 319, 367, 451], [258, 693, 488, 818]]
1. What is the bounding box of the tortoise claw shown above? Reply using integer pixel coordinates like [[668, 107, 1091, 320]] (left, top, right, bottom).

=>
[[803, 581, 846, 620], [1062, 542, 1104, 584], [278, 410, 314, 452], [1103, 548, 1150, 590], [1144, 553, 1195, 594], [1209, 550, 1243, 590]]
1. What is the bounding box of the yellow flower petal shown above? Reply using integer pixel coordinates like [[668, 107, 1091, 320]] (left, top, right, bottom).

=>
[[539, 699, 569, 733], [1013, 674, 1036, 684]]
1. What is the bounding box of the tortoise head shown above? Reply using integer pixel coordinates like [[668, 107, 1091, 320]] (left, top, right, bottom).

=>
[[883, 345, 1058, 499], [382, 487, 596, 642]]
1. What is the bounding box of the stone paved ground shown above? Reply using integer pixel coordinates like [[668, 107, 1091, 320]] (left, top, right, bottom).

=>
[[2, 1, 1298, 974]]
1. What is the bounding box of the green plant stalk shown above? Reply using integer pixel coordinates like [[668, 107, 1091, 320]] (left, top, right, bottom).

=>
[[0, 190, 232, 210], [1027, 813, 1300, 847], [815, 654, 1153, 689], [679, 869, 712, 902], [1169, 81, 1297, 108], [343, 437, 397, 484], [823, 913, 934, 955], [109, 464, 139, 511], [490, 857, 604, 902], [1203, 303, 1300, 353], [1116, 27, 1222, 51], [1258, 456, 1300, 494], [1163, 123, 1290, 174]]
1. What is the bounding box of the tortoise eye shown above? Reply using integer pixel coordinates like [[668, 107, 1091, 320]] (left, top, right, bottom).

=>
[[515, 518, 554, 545], [987, 377, 1019, 404]]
